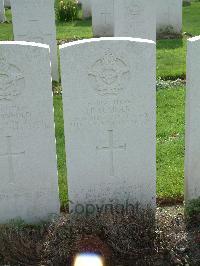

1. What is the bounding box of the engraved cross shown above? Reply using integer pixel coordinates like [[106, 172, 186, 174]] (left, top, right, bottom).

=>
[[96, 130, 126, 176], [101, 12, 111, 25], [0, 136, 25, 184]]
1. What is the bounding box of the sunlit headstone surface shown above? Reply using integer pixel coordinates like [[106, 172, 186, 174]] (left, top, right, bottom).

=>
[[74, 253, 104, 266]]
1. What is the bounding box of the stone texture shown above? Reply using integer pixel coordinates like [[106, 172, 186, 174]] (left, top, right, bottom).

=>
[[92, 0, 114, 37], [4, 0, 10, 7], [11, 0, 59, 81], [0, 41, 60, 223], [60, 38, 156, 212], [114, 0, 156, 41], [185, 36, 200, 201], [156, 0, 182, 36], [79, 0, 91, 18], [0, 0, 5, 22]]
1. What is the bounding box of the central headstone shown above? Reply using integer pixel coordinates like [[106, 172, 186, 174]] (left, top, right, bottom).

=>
[[0, 42, 60, 223], [60, 38, 156, 212], [11, 0, 59, 81]]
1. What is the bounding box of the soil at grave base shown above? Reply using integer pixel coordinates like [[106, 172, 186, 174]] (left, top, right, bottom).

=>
[[156, 33, 183, 40], [157, 196, 184, 206], [0, 205, 200, 266]]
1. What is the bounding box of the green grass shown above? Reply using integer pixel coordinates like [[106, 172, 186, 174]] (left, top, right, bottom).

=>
[[56, 5, 92, 40], [0, 4, 196, 205], [56, 19, 92, 40], [157, 1, 200, 80], [157, 87, 185, 199], [0, 9, 13, 41], [54, 96, 68, 206], [157, 39, 186, 80], [183, 1, 200, 36]]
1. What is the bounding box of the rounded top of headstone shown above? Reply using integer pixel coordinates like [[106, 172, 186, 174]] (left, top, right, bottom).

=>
[[59, 37, 155, 50], [188, 36, 200, 43], [0, 41, 50, 49]]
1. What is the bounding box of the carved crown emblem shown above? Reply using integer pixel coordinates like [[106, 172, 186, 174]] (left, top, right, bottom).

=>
[[129, 4, 143, 16], [0, 57, 25, 101], [89, 50, 130, 96]]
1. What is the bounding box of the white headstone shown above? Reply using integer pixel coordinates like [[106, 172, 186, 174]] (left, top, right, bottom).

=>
[[114, 0, 156, 41], [156, 0, 182, 36], [185, 36, 200, 202], [79, 0, 92, 18], [92, 0, 114, 37], [11, 0, 59, 81], [60, 38, 156, 212], [0, 0, 5, 22], [0, 42, 60, 223]]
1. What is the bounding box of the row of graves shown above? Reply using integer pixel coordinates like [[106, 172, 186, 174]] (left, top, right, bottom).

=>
[[0, 0, 199, 233], [1, 0, 183, 39], [80, 0, 183, 39], [0, 0, 184, 82]]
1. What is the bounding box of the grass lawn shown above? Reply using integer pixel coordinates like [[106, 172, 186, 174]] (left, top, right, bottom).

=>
[[54, 96, 68, 206], [157, 39, 186, 80], [0, 3, 195, 206], [56, 19, 92, 40], [157, 87, 185, 199], [157, 1, 200, 80]]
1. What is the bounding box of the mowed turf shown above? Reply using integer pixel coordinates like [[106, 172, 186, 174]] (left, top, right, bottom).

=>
[[157, 1, 200, 80], [157, 87, 185, 199], [0, 3, 196, 206]]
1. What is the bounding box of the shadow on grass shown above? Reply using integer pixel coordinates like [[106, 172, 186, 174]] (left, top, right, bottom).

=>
[[157, 39, 184, 50], [74, 19, 92, 27], [56, 18, 92, 28]]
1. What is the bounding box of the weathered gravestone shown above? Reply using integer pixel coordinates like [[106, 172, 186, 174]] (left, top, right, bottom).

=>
[[0, 0, 5, 23], [60, 38, 156, 213], [92, 0, 114, 37], [185, 36, 200, 202], [79, 0, 92, 18], [0, 42, 60, 223], [11, 0, 59, 81], [156, 0, 182, 37], [114, 0, 156, 41]]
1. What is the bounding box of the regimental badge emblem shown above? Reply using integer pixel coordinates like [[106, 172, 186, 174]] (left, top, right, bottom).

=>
[[88, 50, 130, 96], [0, 57, 25, 101], [128, 3, 143, 17]]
